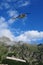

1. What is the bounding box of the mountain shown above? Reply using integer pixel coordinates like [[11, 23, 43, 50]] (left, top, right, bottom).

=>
[[0, 36, 14, 45], [0, 36, 43, 65]]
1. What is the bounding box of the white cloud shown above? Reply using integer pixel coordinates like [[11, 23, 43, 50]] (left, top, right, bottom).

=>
[[4, 3, 10, 9], [8, 18, 16, 24], [0, 2, 10, 10], [0, 16, 15, 41], [0, 17, 5, 23], [15, 30, 43, 42], [0, 0, 30, 10], [18, 0, 30, 7], [0, 17, 8, 29], [0, 29, 15, 41], [8, 10, 18, 17], [20, 1, 30, 7], [0, 17, 43, 43], [7, 10, 18, 24]]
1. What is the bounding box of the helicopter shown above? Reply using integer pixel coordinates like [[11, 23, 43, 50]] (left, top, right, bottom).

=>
[[12, 13, 31, 19]]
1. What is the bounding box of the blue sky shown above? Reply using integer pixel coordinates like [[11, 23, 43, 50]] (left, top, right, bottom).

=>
[[0, 0, 43, 43]]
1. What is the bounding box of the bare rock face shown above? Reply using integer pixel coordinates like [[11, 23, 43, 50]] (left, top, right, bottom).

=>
[[0, 36, 11, 45], [0, 36, 11, 42], [0, 36, 16, 45]]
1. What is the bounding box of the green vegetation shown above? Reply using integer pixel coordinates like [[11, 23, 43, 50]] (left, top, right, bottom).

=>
[[0, 42, 8, 63], [0, 41, 43, 65]]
